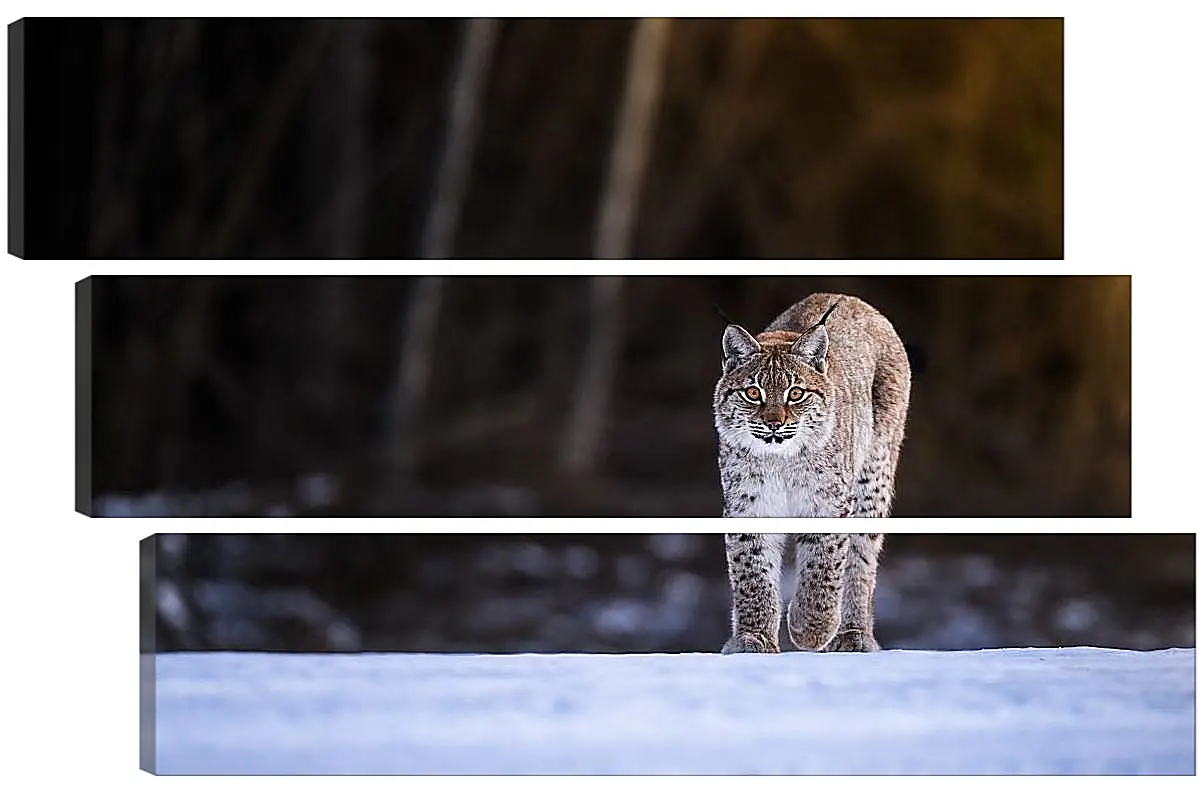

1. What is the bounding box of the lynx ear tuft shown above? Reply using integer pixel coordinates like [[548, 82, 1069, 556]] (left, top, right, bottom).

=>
[[815, 301, 840, 328], [791, 326, 829, 374], [722, 324, 760, 365]]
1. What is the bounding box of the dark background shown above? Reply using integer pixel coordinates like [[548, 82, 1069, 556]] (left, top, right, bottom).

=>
[[143, 534, 1195, 654], [84, 275, 1131, 518], [19, 17, 1062, 259]]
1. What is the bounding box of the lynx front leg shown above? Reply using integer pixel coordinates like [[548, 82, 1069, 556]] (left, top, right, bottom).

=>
[[825, 534, 884, 652], [721, 534, 785, 653], [787, 534, 848, 651]]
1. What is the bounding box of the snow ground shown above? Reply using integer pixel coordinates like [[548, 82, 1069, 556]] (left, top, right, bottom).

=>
[[150, 648, 1196, 776]]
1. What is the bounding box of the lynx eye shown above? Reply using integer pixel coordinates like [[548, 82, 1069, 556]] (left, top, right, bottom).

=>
[[787, 386, 806, 403], [743, 386, 762, 402]]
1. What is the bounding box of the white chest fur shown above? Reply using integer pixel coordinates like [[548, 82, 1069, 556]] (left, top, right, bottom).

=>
[[737, 459, 828, 518]]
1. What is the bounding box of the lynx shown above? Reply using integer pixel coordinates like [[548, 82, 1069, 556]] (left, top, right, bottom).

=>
[[713, 293, 910, 653]]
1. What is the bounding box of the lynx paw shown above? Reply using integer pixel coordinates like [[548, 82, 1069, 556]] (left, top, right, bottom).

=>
[[786, 600, 840, 651], [721, 631, 780, 654], [823, 630, 881, 653]]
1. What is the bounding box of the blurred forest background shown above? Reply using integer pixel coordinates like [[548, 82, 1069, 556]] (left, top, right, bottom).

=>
[[19, 17, 1062, 259], [142, 534, 1195, 654], [83, 275, 1130, 518]]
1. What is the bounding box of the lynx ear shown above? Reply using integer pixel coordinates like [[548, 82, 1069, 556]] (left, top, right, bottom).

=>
[[791, 326, 829, 373], [722, 324, 760, 365]]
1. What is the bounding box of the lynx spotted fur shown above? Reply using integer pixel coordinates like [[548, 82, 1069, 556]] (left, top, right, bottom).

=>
[[713, 293, 910, 653]]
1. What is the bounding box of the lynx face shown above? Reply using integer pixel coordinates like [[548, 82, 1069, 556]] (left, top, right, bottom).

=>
[[714, 325, 834, 455]]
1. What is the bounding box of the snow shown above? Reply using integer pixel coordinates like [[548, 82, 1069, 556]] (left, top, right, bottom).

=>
[[150, 647, 1196, 776]]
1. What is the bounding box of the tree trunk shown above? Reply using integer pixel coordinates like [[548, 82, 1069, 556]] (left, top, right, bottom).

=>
[[594, 18, 671, 258], [320, 20, 374, 258], [205, 23, 331, 256], [384, 277, 447, 490], [422, 18, 501, 258], [560, 277, 625, 477]]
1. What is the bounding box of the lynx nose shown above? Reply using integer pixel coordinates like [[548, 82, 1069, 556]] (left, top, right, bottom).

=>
[[764, 418, 783, 431]]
